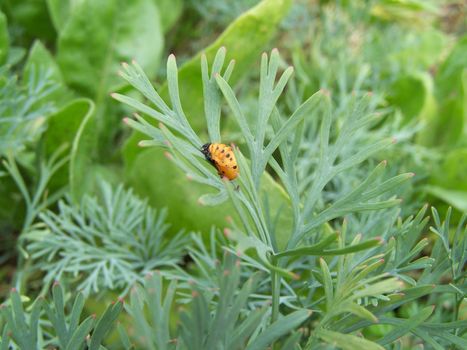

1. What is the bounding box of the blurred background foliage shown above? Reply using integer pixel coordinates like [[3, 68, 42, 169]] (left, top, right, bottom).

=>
[[0, 0, 466, 348], [1, 0, 464, 234]]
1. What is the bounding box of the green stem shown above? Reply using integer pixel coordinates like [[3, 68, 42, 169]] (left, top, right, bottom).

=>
[[271, 268, 281, 324]]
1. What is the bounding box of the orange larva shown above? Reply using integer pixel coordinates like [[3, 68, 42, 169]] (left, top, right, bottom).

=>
[[201, 143, 239, 180]]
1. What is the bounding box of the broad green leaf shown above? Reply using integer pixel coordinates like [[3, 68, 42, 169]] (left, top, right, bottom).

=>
[[5, 1, 56, 44], [69, 98, 98, 202], [245, 309, 310, 350], [436, 36, 467, 100], [123, 0, 292, 166], [0, 11, 8, 65], [164, 0, 291, 132], [430, 148, 467, 191], [57, 0, 163, 98], [23, 40, 72, 107], [44, 98, 92, 160], [384, 27, 446, 73], [127, 146, 294, 241], [46, 0, 80, 32], [127, 148, 236, 233], [424, 186, 467, 213], [387, 73, 433, 124], [419, 37, 467, 147], [317, 328, 385, 350], [154, 0, 183, 33], [57, 0, 164, 155], [24, 40, 63, 85], [420, 95, 464, 148]]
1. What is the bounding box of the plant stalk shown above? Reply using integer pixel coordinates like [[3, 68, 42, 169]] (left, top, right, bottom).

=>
[[271, 268, 281, 324]]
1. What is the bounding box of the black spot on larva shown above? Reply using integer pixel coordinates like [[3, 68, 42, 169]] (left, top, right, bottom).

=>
[[216, 146, 219, 150], [233, 166, 237, 169], [221, 149, 225, 153], [226, 153, 230, 158]]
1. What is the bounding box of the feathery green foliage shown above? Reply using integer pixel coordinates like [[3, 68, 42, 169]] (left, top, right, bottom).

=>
[[110, 46, 465, 348], [25, 181, 187, 295], [0, 65, 57, 156], [121, 252, 310, 350], [0, 282, 122, 349], [1, 1, 466, 349]]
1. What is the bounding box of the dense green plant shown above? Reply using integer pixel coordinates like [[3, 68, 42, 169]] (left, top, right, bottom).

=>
[[0, 282, 122, 349], [111, 47, 467, 348], [25, 181, 187, 296], [1, 1, 466, 349], [0, 65, 56, 156], [121, 253, 310, 350]]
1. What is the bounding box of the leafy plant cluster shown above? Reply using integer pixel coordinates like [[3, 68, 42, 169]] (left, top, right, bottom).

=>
[[0, 0, 466, 349]]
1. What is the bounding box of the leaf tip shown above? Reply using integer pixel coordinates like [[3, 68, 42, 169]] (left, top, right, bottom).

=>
[[223, 228, 231, 237], [320, 88, 331, 97], [122, 117, 130, 124], [225, 215, 233, 224], [391, 137, 397, 144], [164, 151, 173, 160], [408, 172, 415, 178], [381, 159, 388, 166]]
